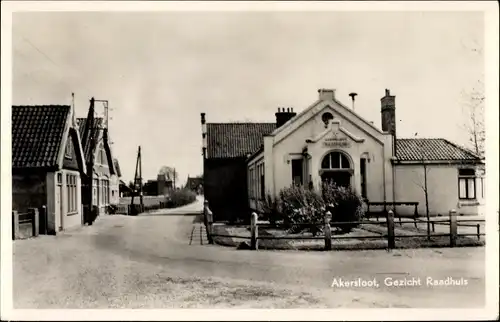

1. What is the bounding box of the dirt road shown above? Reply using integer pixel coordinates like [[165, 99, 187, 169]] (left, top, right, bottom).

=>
[[13, 197, 485, 309]]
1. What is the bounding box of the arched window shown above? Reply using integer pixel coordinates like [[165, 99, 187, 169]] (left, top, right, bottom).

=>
[[321, 151, 351, 169], [321, 112, 334, 127]]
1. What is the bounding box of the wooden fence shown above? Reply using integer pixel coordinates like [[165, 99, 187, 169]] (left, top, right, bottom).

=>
[[115, 202, 168, 216], [203, 201, 485, 250], [12, 208, 39, 240]]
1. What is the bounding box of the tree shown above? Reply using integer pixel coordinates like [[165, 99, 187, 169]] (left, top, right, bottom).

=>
[[462, 79, 485, 158], [158, 166, 179, 186], [410, 134, 431, 240], [461, 39, 485, 158]]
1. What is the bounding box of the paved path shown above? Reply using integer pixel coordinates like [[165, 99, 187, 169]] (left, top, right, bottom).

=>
[[13, 196, 485, 309]]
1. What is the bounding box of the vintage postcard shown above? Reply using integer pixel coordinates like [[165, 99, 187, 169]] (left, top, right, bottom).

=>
[[1, 1, 498, 321]]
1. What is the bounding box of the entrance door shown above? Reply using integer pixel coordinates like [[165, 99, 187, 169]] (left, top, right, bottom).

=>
[[56, 183, 63, 231], [321, 171, 351, 188]]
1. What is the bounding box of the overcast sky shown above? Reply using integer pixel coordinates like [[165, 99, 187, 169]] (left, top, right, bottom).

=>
[[12, 11, 484, 185]]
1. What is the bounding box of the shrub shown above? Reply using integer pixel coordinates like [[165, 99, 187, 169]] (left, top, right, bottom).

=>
[[166, 188, 197, 208], [261, 194, 283, 225], [321, 182, 366, 233], [278, 185, 326, 235], [271, 182, 366, 235]]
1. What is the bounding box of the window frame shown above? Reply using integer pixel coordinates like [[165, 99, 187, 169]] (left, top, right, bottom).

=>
[[321, 151, 351, 170], [458, 168, 477, 200], [66, 174, 78, 214], [64, 138, 73, 160]]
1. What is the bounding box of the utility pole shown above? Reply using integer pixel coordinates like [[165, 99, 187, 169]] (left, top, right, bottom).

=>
[[131, 146, 143, 212], [173, 167, 176, 189], [86, 97, 97, 225]]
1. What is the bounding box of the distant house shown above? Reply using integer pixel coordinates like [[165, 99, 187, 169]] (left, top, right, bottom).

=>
[[77, 97, 120, 219], [119, 180, 132, 197], [157, 174, 174, 195], [186, 175, 203, 194], [12, 105, 86, 234], [202, 89, 485, 221], [143, 179, 159, 196], [111, 159, 122, 204]]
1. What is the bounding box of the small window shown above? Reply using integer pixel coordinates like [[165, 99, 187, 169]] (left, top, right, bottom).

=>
[[321, 112, 334, 126], [458, 168, 476, 200], [57, 173, 62, 184], [65, 139, 73, 159]]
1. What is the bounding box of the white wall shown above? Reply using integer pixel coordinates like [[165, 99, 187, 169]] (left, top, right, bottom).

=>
[[110, 174, 120, 205], [394, 164, 482, 216], [61, 169, 83, 230], [46, 169, 83, 233], [270, 104, 390, 202]]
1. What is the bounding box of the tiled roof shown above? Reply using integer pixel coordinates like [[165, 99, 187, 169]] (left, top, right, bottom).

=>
[[395, 138, 482, 162], [206, 123, 276, 159], [12, 105, 70, 169]]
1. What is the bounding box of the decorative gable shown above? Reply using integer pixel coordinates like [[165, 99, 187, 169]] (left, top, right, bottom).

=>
[[307, 119, 365, 148]]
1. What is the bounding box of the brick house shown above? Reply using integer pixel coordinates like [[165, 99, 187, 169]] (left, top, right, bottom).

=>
[[202, 89, 485, 221], [12, 105, 87, 234], [201, 114, 275, 222], [77, 98, 121, 219]]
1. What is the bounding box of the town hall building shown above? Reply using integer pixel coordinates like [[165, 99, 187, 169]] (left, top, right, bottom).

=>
[[202, 89, 485, 222]]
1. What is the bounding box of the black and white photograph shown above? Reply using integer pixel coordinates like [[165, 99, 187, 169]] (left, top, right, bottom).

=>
[[1, 1, 498, 320]]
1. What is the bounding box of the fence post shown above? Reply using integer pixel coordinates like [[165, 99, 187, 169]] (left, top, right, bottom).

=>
[[203, 200, 209, 227], [324, 211, 332, 251], [30, 208, 39, 237], [250, 212, 258, 250], [12, 210, 19, 240], [449, 209, 457, 247], [206, 205, 214, 245], [413, 204, 418, 228], [476, 224, 480, 241], [387, 209, 395, 249]]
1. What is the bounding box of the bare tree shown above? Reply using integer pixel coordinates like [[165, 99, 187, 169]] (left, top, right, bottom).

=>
[[461, 39, 485, 158], [158, 166, 179, 185], [410, 133, 431, 240], [462, 79, 485, 158]]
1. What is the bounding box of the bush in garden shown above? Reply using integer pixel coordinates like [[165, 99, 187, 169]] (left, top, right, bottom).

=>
[[166, 188, 197, 208], [278, 185, 326, 236], [321, 181, 366, 233], [261, 194, 283, 225]]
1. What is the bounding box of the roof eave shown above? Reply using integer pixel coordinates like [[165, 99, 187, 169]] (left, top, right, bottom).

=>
[[392, 159, 483, 165]]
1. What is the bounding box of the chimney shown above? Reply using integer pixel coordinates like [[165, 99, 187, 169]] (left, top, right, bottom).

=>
[[275, 107, 297, 128], [381, 89, 396, 135], [201, 113, 207, 158], [318, 88, 336, 101]]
